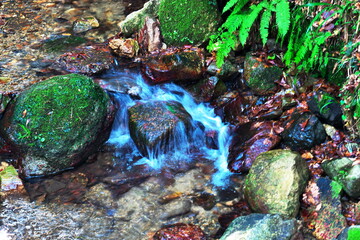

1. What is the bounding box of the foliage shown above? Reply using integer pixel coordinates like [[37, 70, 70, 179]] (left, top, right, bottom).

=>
[[348, 227, 360, 240], [208, 0, 290, 67], [330, 180, 342, 199]]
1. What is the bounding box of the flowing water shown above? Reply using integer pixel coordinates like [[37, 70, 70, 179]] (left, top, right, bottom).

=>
[[101, 66, 233, 186]]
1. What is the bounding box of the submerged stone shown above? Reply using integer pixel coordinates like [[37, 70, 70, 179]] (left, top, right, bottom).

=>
[[153, 223, 207, 240], [220, 214, 302, 240], [243, 53, 283, 95], [244, 149, 309, 218], [41, 35, 87, 53], [55, 44, 114, 75], [141, 47, 205, 85], [281, 111, 327, 151], [128, 100, 193, 157], [0, 74, 114, 177], [158, 0, 220, 46], [72, 16, 99, 33]]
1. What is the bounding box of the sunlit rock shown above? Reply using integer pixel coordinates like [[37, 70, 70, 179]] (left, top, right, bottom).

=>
[[244, 149, 309, 218], [141, 47, 205, 85], [109, 38, 139, 58], [301, 177, 346, 240], [0, 74, 114, 177], [220, 214, 302, 240], [281, 111, 327, 151], [128, 100, 193, 157], [243, 53, 283, 95], [137, 16, 165, 52], [0, 162, 27, 200], [153, 223, 207, 240]]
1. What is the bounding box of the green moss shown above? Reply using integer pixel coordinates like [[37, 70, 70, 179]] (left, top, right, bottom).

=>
[[330, 180, 342, 198], [158, 0, 220, 46], [9, 74, 109, 156], [348, 228, 360, 240], [42, 35, 86, 53]]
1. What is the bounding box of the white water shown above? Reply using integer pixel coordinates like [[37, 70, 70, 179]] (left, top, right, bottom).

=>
[[103, 68, 232, 186]]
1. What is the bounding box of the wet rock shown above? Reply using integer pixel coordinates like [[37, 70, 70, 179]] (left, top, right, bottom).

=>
[[187, 76, 227, 102], [0, 162, 27, 200], [0, 93, 13, 118], [158, 0, 220, 46], [109, 38, 139, 58], [159, 199, 192, 220], [322, 157, 360, 198], [281, 111, 327, 151], [0, 74, 114, 177], [302, 177, 347, 239], [41, 35, 87, 53], [55, 44, 114, 75], [141, 47, 205, 85], [128, 100, 193, 157], [220, 214, 302, 240], [308, 91, 343, 128], [337, 225, 360, 240], [207, 60, 238, 81], [153, 223, 207, 240], [243, 53, 283, 95], [244, 149, 309, 217], [193, 192, 216, 210], [228, 121, 281, 173], [73, 16, 99, 33], [137, 16, 165, 52], [119, 0, 160, 37]]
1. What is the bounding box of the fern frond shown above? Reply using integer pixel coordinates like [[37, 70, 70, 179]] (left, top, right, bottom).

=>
[[223, 0, 250, 13], [239, 4, 264, 45], [223, 14, 243, 33], [294, 35, 310, 64], [275, 0, 290, 38], [260, 9, 271, 46]]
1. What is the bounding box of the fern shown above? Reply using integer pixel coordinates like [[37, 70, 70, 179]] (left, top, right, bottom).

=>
[[239, 4, 264, 45], [223, 0, 250, 13], [276, 0, 290, 38], [260, 9, 271, 45]]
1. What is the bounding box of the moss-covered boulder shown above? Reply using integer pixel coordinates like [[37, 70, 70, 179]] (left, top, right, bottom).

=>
[[220, 214, 302, 240], [337, 226, 360, 240], [128, 100, 193, 157], [322, 157, 360, 198], [244, 149, 309, 218], [244, 53, 283, 95], [158, 0, 221, 46], [0, 74, 114, 177], [119, 0, 161, 37]]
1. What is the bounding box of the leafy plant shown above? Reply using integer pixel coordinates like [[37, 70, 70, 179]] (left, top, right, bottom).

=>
[[208, 0, 290, 67], [330, 180, 342, 199]]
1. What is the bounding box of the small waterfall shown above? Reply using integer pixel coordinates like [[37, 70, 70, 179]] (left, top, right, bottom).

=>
[[102, 67, 232, 186]]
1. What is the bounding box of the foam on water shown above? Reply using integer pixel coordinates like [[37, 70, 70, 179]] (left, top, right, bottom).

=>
[[104, 68, 232, 186]]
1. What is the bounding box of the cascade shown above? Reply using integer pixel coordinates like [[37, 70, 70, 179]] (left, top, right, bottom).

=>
[[101, 67, 232, 186]]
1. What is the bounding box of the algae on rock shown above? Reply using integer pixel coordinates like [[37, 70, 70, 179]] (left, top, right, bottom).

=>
[[0, 74, 114, 177], [158, 0, 221, 46]]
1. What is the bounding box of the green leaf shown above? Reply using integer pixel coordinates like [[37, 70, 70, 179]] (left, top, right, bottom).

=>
[[260, 9, 271, 46], [223, 14, 243, 33], [239, 4, 263, 45], [223, 0, 250, 13], [276, 0, 290, 38]]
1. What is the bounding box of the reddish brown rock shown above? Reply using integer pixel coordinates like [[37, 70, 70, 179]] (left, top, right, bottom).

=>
[[109, 38, 139, 58], [228, 121, 281, 173], [153, 223, 207, 240], [301, 177, 347, 240], [137, 16, 164, 53], [141, 47, 205, 85], [55, 44, 114, 74]]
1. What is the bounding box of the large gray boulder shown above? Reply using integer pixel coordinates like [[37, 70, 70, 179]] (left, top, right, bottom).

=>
[[244, 149, 309, 217], [0, 74, 114, 177]]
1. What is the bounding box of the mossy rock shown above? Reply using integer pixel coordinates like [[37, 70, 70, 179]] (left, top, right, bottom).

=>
[[244, 149, 309, 218], [41, 35, 87, 53], [243, 53, 283, 95], [119, 0, 161, 37], [158, 0, 221, 46], [0, 74, 114, 177]]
